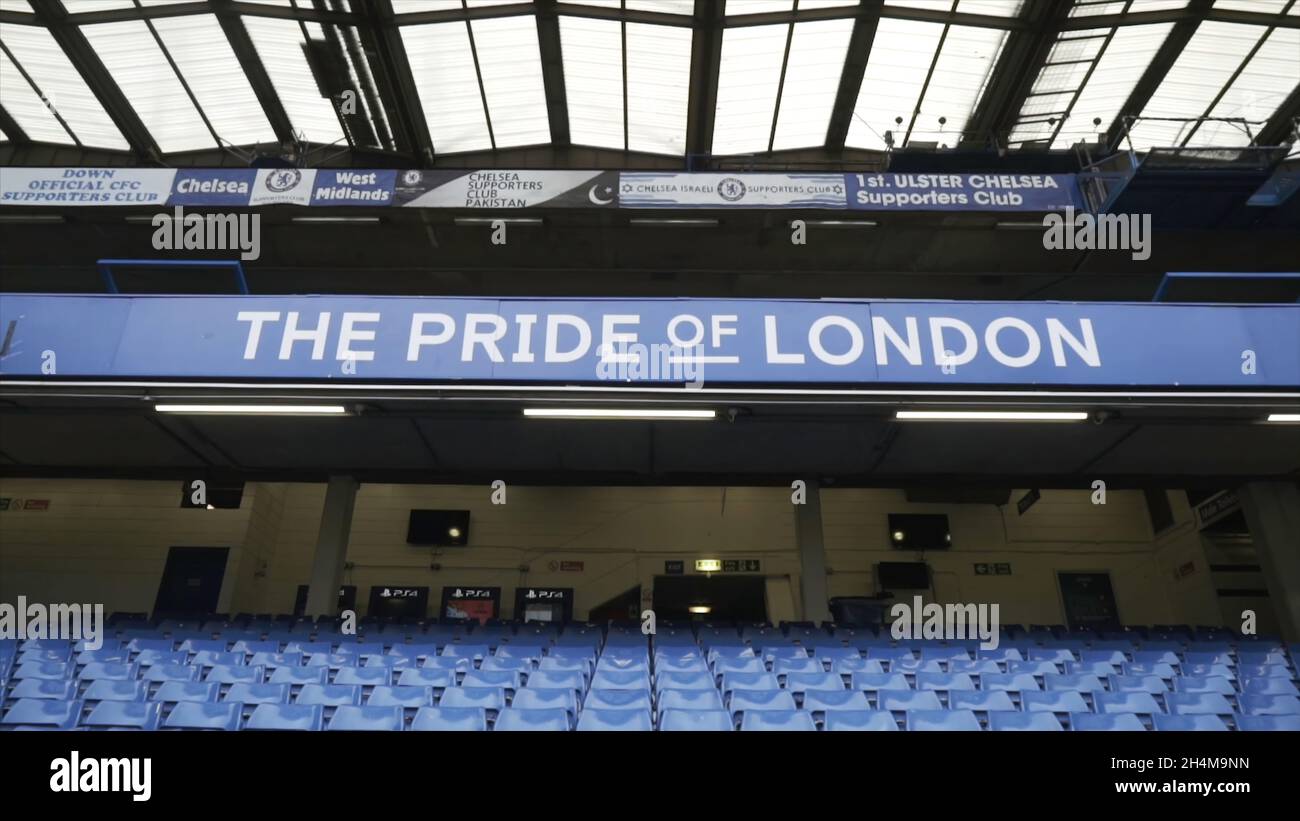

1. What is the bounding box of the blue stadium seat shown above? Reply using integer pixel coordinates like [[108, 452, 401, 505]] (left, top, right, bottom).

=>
[[334, 642, 385, 657], [879, 690, 943, 712], [988, 711, 1063, 731], [246, 703, 324, 731], [1238, 650, 1289, 666], [480, 657, 531, 674], [127, 639, 174, 654], [494, 644, 544, 660], [1174, 675, 1235, 695], [1240, 678, 1300, 697], [77, 661, 139, 681], [655, 671, 715, 692], [250, 652, 305, 669], [223, 683, 290, 705], [1238, 694, 1300, 715], [494, 708, 571, 731], [81, 701, 161, 731], [656, 688, 725, 714], [83, 679, 148, 703], [1021, 690, 1089, 714], [526, 670, 586, 692], [1133, 650, 1181, 666], [151, 681, 220, 704], [1028, 648, 1075, 665], [1045, 673, 1107, 693], [162, 702, 242, 731], [597, 657, 650, 675], [511, 687, 579, 713], [178, 639, 228, 654], [824, 710, 898, 731], [802, 689, 870, 712], [1184, 650, 1233, 667], [1080, 649, 1128, 666], [714, 656, 766, 675], [949, 690, 1017, 713], [891, 658, 944, 674], [866, 646, 915, 665], [591, 669, 650, 691], [1166, 692, 1233, 716], [906, 709, 981, 731], [1070, 712, 1146, 731], [409, 706, 487, 731], [851, 672, 910, 692], [367, 685, 435, 709], [1, 698, 83, 730], [190, 651, 245, 668], [1108, 675, 1167, 694], [976, 647, 1023, 663], [950, 659, 1002, 676], [19, 648, 71, 665], [327, 705, 405, 731], [816, 647, 862, 665], [1007, 660, 1059, 676], [440, 644, 490, 661], [10, 678, 78, 701], [981, 673, 1041, 692], [390, 663, 455, 687], [915, 672, 975, 692], [834, 657, 884, 675], [730, 689, 798, 713], [577, 708, 653, 731], [1152, 713, 1228, 731], [1235, 714, 1300, 731], [721, 672, 780, 693], [1095, 691, 1162, 716], [269, 666, 329, 686], [783, 671, 846, 692], [1238, 663, 1291, 679], [659, 709, 733, 731], [1182, 663, 1236, 679], [136, 651, 189, 667], [1065, 661, 1122, 678], [439, 687, 507, 711], [654, 656, 709, 674], [14, 662, 72, 680], [583, 688, 652, 712], [205, 664, 264, 685], [76, 649, 129, 665], [740, 709, 816, 731], [295, 684, 363, 707], [333, 666, 391, 687], [1123, 662, 1177, 679]]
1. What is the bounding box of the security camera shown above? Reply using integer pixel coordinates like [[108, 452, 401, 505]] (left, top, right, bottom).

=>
[[1091, 410, 1112, 425]]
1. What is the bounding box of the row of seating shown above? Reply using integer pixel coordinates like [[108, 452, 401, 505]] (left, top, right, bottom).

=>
[[6, 698, 1298, 731]]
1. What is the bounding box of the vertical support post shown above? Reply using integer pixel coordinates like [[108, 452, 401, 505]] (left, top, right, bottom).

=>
[[796, 477, 831, 623], [304, 475, 358, 618], [1238, 482, 1300, 642]]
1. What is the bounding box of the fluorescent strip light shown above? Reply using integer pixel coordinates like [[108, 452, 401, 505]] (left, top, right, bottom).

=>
[[896, 410, 1088, 422], [453, 217, 543, 226], [0, 214, 64, 224], [1267, 413, 1300, 423], [687, 605, 712, 614], [994, 220, 1046, 231], [523, 408, 716, 420], [290, 216, 381, 224], [629, 218, 719, 227], [124, 215, 163, 224], [155, 404, 348, 415], [800, 219, 878, 228]]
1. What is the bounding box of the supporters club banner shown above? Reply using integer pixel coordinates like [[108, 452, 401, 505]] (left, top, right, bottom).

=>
[[1, 295, 1297, 389], [619, 173, 846, 208], [1, 168, 1085, 212], [846, 172, 1083, 212], [394, 169, 619, 208], [0, 167, 176, 206]]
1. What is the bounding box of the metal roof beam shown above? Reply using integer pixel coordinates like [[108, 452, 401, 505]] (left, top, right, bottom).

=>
[[824, 0, 883, 152], [684, 0, 723, 164], [535, 0, 571, 147]]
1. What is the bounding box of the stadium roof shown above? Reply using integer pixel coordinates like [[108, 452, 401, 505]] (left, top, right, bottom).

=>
[[0, 0, 1297, 167]]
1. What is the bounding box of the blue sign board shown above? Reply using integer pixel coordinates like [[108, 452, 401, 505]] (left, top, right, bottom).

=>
[[0, 295, 1296, 389]]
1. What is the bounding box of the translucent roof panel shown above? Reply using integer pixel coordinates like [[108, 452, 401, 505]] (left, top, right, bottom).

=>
[[0, 0, 33, 13], [1213, 0, 1289, 12], [1192, 26, 1300, 146], [561, 15, 623, 150], [401, 22, 492, 153], [80, 20, 216, 152], [625, 1, 696, 13], [470, 15, 551, 147], [1127, 21, 1270, 149], [957, 0, 1027, 16], [1009, 22, 1174, 148], [712, 23, 788, 154], [626, 21, 691, 154], [243, 16, 347, 145], [884, 0, 959, 13], [771, 19, 853, 150], [388, 0, 464, 11], [149, 14, 274, 148], [913, 24, 1008, 147], [844, 17, 945, 150], [798, 0, 861, 9], [727, 1, 796, 13], [0, 21, 128, 148], [0, 43, 71, 143]]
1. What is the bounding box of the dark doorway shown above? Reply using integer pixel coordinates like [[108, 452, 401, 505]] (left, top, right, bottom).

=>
[[587, 586, 641, 623], [653, 575, 767, 622], [1058, 572, 1120, 630], [293, 585, 357, 617], [153, 546, 229, 619]]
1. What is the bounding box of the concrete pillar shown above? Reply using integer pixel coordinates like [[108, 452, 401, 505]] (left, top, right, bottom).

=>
[[304, 476, 358, 618], [795, 478, 831, 623], [1238, 481, 1300, 642]]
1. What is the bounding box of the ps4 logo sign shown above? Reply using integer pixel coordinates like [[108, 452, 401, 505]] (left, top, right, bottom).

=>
[[525, 589, 564, 600], [380, 587, 420, 598], [450, 588, 494, 599]]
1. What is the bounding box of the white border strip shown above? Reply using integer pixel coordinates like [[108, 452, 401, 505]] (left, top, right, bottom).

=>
[[1, 380, 1298, 400]]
